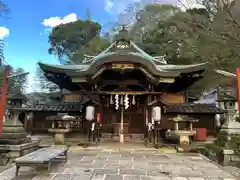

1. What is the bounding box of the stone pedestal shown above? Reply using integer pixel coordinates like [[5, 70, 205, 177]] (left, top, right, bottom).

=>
[[48, 128, 71, 145], [167, 130, 196, 149], [0, 111, 29, 145], [211, 110, 240, 166]]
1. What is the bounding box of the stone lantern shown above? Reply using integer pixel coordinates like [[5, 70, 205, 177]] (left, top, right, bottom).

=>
[[0, 92, 28, 145], [0, 92, 39, 160]]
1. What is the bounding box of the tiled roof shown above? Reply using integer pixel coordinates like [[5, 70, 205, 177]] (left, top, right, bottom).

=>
[[23, 102, 84, 112], [166, 104, 225, 114], [217, 94, 236, 101]]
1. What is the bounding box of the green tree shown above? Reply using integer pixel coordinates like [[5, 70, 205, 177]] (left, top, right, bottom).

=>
[[33, 64, 59, 92], [115, 1, 239, 94], [48, 19, 103, 64], [85, 8, 92, 20], [0, 67, 28, 93]]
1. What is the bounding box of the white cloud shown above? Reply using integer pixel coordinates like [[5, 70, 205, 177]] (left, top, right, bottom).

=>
[[0, 27, 9, 39], [104, 0, 142, 14], [42, 13, 78, 28], [177, 0, 204, 10], [104, 0, 114, 13]]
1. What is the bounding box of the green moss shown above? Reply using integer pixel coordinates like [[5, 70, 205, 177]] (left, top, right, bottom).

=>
[[215, 131, 228, 147], [205, 144, 224, 154], [214, 131, 240, 151]]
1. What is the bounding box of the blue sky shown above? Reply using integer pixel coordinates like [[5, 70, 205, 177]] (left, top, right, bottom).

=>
[[0, 0, 119, 91], [0, 0, 200, 92]]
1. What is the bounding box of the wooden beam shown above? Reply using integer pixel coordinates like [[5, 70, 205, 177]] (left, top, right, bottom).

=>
[[92, 66, 107, 79], [92, 91, 162, 95], [101, 80, 140, 85]]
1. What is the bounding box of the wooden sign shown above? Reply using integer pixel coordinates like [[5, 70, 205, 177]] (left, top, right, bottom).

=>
[[158, 78, 175, 83], [72, 77, 87, 83], [112, 64, 134, 69], [161, 93, 184, 104]]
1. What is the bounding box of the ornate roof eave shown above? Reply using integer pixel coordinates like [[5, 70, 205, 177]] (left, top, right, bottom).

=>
[[39, 55, 180, 77], [156, 63, 208, 74], [38, 38, 207, 78], [39, 60, 207, 79]]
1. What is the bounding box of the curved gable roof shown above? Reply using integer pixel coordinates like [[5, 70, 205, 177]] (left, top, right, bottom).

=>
[[39, 39, 208, 77]]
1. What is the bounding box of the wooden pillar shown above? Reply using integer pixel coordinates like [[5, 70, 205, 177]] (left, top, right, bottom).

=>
[[189, 122, 193, 131], [153, 114, 156, 146], [144, 95, 149, 146], [98, 104, 103, 142], [174, 122, 179, 130], [120, 106, 124, 143], [87, 121, 91, 145], [144, 109, 148, 146]]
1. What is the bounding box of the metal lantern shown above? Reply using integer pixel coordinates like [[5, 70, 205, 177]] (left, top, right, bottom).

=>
[[85, 106, 95, 121], [152, 106, 161, 121]]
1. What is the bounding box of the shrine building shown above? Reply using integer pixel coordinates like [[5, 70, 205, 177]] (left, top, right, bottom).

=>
[[22, 28, 225, 144]]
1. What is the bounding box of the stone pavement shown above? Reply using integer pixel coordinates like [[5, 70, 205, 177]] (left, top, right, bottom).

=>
[[0, 148, 237, 180]]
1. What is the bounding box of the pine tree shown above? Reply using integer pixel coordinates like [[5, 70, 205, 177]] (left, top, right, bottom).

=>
[[85, 8, 92, 20], [33, 63, 58, 92]]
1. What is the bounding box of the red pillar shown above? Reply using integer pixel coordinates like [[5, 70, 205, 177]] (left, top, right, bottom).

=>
[[237, 68, 240, 113], [0, 66, 11, 136]]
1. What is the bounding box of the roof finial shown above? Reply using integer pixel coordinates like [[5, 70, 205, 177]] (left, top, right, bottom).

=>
[[118, 24, 129, 41]]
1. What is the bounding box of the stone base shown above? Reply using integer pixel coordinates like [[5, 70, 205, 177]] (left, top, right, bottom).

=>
[[54, 133, 66, 145], [0, 137, 30, 145], [179, 135, 190, 147], [222, 149, 240, 166], [0, 141, 39, 164], [212, 130, 240, 166]]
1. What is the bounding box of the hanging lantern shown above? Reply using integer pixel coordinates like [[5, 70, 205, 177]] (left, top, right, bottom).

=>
[[152, 106, 161, 121], [115, 94, 119, 110], [110, 95, 113, 104], [132, 95, 136, 105], [97, 113, 101, 123], [86, 106, 95, 121]]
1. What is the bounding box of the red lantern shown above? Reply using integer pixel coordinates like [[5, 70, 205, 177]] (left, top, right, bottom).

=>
[[97, 113, 100, 123]]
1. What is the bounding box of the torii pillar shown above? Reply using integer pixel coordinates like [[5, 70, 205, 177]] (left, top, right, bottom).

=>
[[0, 66, 11, 136]]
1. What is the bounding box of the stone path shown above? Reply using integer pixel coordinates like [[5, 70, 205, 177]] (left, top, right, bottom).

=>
[[0, 148, 237, 180]]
